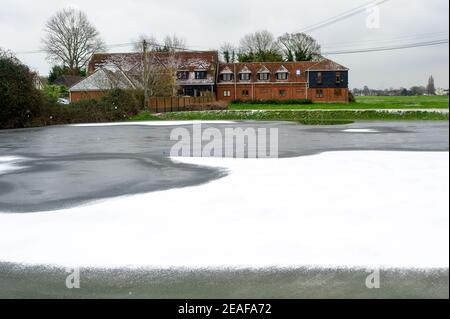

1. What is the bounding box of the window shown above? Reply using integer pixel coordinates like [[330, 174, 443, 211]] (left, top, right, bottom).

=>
[[334, 88, 342, 96], [316, 72, 323, 84], [276, 72, 288, 80], [177, 71, 189, 80], [316, 89, 324, 98], [222, 73, 233, 81], [240, 73, 251, 81], [279, 90, 287, 97], [241, 90, 249, 97], [195, 71, 207, 79], [336, 72, 342, 84], [258, 73, 270, 81], [223, 90, 231, 97]]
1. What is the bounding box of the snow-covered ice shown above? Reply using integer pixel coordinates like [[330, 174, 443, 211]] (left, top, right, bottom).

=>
[[0, 151, 448, 269], [342, 129, 380, 133], [69, 120, 235, 127], [0, 156, 27, 175]]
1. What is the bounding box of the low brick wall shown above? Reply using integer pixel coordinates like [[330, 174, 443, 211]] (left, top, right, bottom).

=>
[[148, 96, 227, 113]]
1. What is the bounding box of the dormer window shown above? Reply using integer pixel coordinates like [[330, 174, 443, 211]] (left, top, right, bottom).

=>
[[222, 73, 233, 81], [336, 72, 342, 84], [240, 73, 251, 81], [316, 72, 323, 84], [238, 66, 252, 81], [275, 65, 289, 81], [195, 71, 207, 80], [258, 73, 269, 81], [220, 67, 234, 82], [276, 72, 288, 80], [177, 71, 189, 80], [257, 66, 270, 81]]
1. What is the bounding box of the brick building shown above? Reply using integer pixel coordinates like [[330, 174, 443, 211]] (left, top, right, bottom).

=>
[[70, 51, 218, 102], [69, 51, 349, 103], [216, 59, 349, 103]]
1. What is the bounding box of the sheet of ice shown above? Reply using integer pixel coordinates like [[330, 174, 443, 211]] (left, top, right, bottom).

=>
[[342, 129, 380, 133], [69, 120, 235, 127], [0, 151, 448, 269]]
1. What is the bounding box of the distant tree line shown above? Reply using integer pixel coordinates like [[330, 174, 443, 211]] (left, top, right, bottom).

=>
[[353, 76, 444, 96]]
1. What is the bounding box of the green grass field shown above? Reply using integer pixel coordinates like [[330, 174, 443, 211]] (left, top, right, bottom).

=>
[[230, 95, 449, 110], [129, 95, 449, 124], [130, 109, 449, 125]]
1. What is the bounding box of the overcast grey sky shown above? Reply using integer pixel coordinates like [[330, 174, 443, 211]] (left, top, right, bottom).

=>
[[1, 0, 448, 89]]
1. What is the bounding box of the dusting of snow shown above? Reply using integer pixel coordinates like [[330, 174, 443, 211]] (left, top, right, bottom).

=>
[[220, 66, 233, 74], [0, 156, 27, 175], [239, 66, 252, 74], [275, 65, 289, 73], [257, 65, 270, 73], [0, 151, 447, 269], [68, 120, 235, 127], [69, 68, 134, 91], [342, 129, 380, 133]]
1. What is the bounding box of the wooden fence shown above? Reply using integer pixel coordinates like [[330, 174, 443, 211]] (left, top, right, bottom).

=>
[[148, 96, 218, 113]]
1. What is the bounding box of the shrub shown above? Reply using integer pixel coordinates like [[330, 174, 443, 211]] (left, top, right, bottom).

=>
[[348, 92, 356, 103], [0, 50, 44, 129], [100, 89, 140, 119], [26, 89, 141, 127], [42, 84, 68, 100], [231, 99, 313, 105]]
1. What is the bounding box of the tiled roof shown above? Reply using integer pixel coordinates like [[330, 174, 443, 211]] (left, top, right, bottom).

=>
[[276, 65, 289, 73], [220, 66, 233, 74], [69, 68, 134, 91], [88, 51, 218, 74], [53, 75, 84, 87], [239, 66, 252, 74], [307, 58, 349, 71], [257, 65, 270, 73]]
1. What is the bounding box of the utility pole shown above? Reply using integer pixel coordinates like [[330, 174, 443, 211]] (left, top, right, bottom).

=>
[[142, 39, 149, 109]]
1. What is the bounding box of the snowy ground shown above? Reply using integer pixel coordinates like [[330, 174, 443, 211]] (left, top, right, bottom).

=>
[[0, 150, 448, 269]]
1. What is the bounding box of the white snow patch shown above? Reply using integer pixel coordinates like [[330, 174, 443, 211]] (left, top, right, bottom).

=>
[[342, 129, 380, 133], [68, 120, 235, 127], [0, 151, 448, 269], [0, 156, 27, 175]]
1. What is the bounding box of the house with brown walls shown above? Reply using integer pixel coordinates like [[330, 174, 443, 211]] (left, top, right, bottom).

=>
[[70, 51, 218, 102], [216, 59, 349, 103], [70, 51, 349, 104]]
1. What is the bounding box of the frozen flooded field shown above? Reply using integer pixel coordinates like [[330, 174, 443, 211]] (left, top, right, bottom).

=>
[[0, 120, 448, 298]]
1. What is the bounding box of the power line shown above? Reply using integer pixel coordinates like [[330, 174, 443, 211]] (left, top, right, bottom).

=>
[[13, 40, 202, 55], [322, 38, 449, 55], [299, 0, 390, 33], [321, 30, 449, 50]]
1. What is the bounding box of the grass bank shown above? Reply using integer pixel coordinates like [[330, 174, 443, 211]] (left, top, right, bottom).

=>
[[130, 109, 449, 125], [230, 95, 449, 110]]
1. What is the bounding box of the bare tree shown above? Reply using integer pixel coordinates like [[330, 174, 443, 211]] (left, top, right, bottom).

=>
[[162, 34, 187, 51], [42, 8, 106, 75], [220, 43, 236, 63], [278, 33, 321, 61], [238, 30, 282, 62], [137, 39, 180, 107], [133, 34, 158, 52]]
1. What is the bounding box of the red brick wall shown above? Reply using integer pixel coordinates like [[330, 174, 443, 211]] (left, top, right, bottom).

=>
[[217, 62, 349, 103], [218, 84, 329, 102], [308, 88, 349, 103], [218, 85, 348, 103], [70, 91, 106, 102]]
